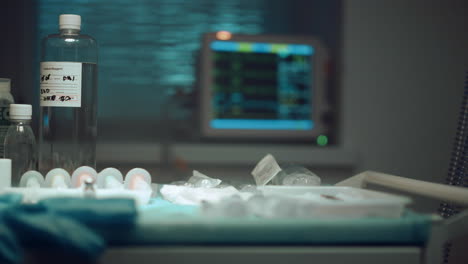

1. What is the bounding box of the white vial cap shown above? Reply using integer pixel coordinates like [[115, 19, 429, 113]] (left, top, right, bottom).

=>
[[20, 170, 45, 188], [0, 78, 11, 92], [59, 14, 81, 30], [45, 168, 72, 188], [0, 159, 12, 189], [72, 166, 97, 187], [124, 168, 152, 190], [97, 167, 123, 188], [10, 104, 32, 120]]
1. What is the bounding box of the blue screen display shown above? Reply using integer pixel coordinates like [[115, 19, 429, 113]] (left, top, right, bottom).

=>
[[210, 40, 314, 131]]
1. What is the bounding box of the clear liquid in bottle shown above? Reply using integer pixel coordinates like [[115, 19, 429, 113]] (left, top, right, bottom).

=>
[[4, 104, 37, 186], [39, 14, 98, 174]]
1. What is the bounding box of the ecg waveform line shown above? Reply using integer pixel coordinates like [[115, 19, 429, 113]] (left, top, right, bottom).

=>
[[211, 49, 312, 121]]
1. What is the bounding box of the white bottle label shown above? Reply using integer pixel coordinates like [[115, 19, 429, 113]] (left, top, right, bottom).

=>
[[40, 62, 82, 107], [251, 154, 282, 186]]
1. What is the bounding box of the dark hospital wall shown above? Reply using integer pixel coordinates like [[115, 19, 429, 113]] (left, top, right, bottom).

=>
[[0, 0, 36, 106], [343, 1, 468, 262], [342, 0, 467, 202]]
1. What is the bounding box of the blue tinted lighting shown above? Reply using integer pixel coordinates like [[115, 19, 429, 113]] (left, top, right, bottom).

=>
[[211, 119, 313, 130], [252, 43, 270, 53], [43, 113, 49, 127], [211, 41, 239, 52], [211, 41, 314, 55]]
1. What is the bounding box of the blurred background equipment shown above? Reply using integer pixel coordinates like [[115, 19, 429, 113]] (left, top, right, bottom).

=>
[[198, 33, 332, 143]]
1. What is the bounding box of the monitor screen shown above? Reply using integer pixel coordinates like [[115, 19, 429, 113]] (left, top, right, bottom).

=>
[[199, 33, 329, 141]]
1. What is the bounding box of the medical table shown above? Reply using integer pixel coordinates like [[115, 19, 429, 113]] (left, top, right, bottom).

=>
[[99, 171, 468, 264], [1, 171, 466, 264]]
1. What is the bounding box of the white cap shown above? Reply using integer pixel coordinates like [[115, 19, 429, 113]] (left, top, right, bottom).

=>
[[124, 168, 152, 190], [0, 78, 11, 92], [20, 170, 45, 188], [97, 167, 123, 188], [72, 166, 97, 187], [0, 159, 12, 189], [45, 168, 72, 188], [10, 104, 32, 120], [59, 14, 81, 30]]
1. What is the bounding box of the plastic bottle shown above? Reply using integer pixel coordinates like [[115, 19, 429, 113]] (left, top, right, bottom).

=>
[[39, 14, 98, 174], [0, 78, 14, 158], [4, 104, 37, 187]]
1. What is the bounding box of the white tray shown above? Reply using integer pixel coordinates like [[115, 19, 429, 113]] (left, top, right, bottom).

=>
[[257, 186, 411, 218]]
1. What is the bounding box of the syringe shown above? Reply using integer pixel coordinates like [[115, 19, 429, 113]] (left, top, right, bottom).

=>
[[97, 167, 124, 189], [19, 171, 45, 188], [72, 166, 98, 188], [45, 168, 72, 188], [124, 168, 152, 192]]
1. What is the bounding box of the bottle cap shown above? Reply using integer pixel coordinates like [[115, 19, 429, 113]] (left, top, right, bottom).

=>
[[0, 78, 11, 92], [10, 104, 32, 120], [59, 14, 81, 30]]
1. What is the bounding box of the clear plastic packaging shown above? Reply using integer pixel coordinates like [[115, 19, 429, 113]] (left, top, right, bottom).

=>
[[187, 170, 222, 188], [251, 154, 321, 186], [271, 165, 321, 186]]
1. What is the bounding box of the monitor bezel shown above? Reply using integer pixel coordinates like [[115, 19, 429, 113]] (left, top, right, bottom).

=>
[[199, 32, 328, 140]]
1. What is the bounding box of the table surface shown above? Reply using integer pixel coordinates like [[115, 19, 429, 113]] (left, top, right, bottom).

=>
[[103, 198, 432, 246]]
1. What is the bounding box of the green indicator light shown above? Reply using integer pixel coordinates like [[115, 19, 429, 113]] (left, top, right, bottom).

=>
[[238, 42, 252, 52], [271, 44, 288, 53], [317, 135, 328, 146]]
